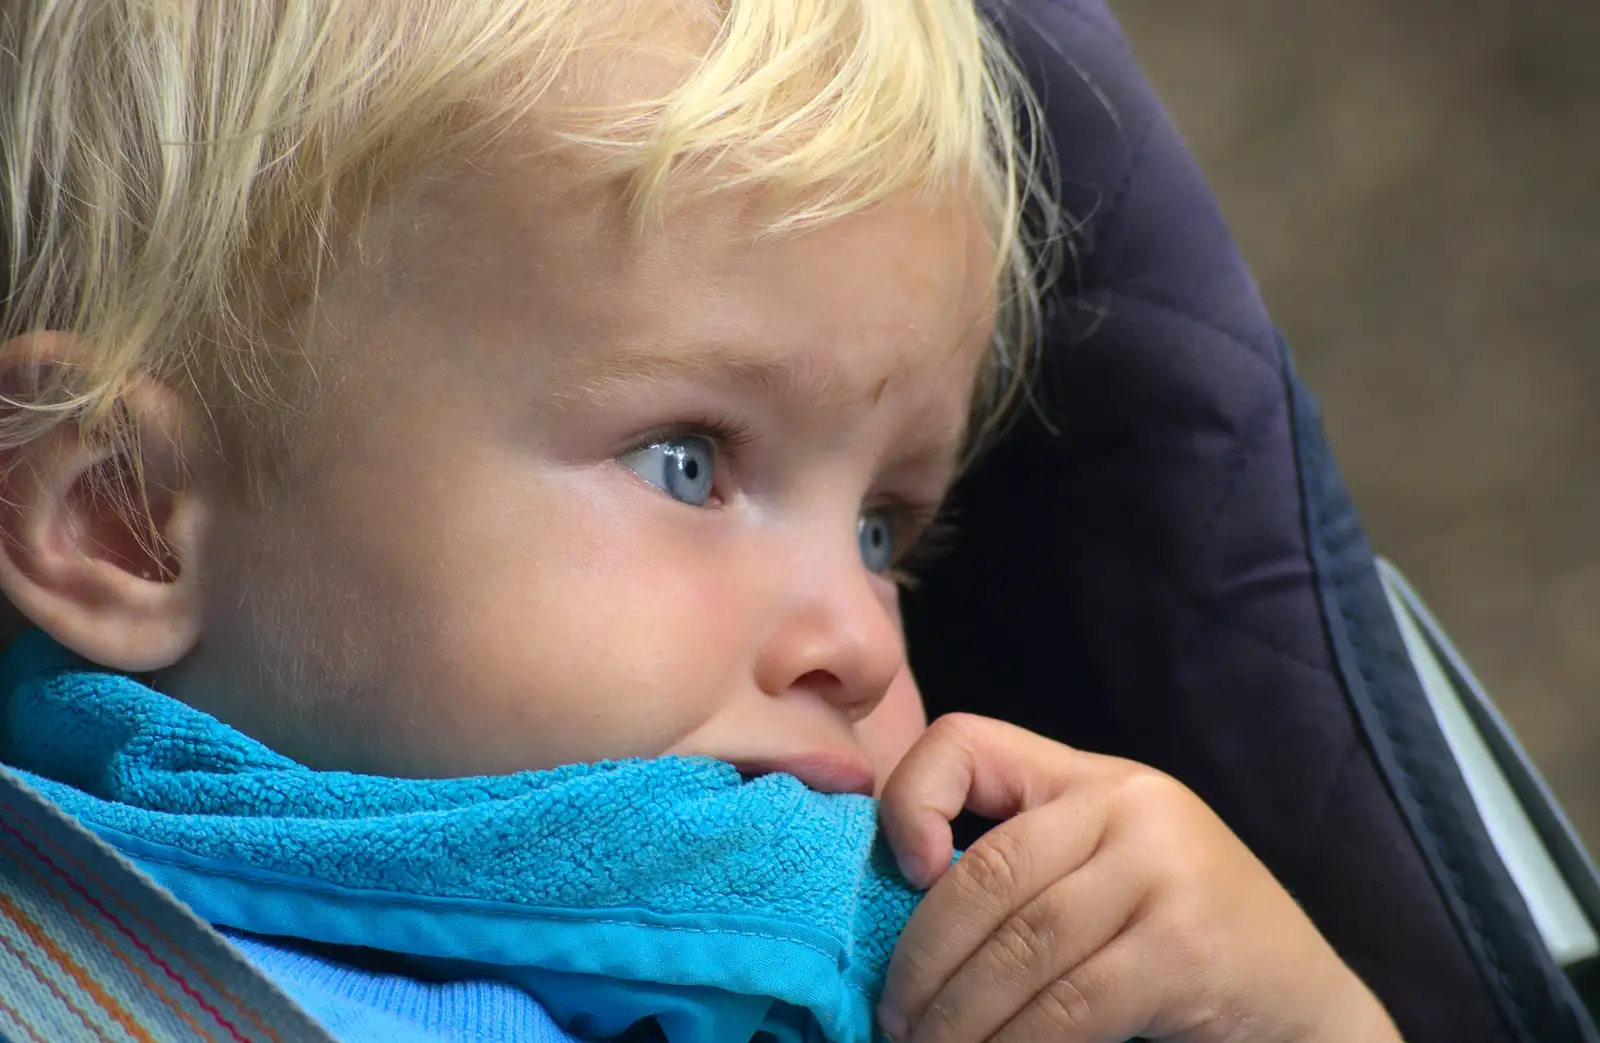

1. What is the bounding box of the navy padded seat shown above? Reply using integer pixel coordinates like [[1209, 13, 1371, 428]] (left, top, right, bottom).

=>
[[904, 4, 1600, 1041]]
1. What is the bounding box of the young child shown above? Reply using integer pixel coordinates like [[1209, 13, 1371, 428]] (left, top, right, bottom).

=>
[[0, 1, 1403, 1040]]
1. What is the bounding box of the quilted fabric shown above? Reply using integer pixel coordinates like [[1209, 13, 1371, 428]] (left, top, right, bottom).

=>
[[906, 3, 1598, 1042]]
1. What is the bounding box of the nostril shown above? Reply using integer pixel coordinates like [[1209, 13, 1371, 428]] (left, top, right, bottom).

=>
[[791, 668, 882, 719], [791, 669, 840, 694]]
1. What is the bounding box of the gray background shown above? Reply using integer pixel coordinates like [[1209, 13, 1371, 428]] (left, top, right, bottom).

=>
[[1112, 3, 1600, 849]]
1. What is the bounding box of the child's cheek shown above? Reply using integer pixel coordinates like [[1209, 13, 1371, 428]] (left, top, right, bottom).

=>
[[364, 457, 754, 774], [427, 588, 736, 771]]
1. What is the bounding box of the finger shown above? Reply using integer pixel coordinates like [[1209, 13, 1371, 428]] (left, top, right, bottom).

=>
[[877, 714, 1111, 888], [880, 795, 1112, 1037], [988, 929, 1158, 1043], [905, 844, 1144, 1043]]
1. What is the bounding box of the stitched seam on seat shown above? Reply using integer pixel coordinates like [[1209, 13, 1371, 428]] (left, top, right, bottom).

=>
[[1327, 518, 1536, 1037], [1062, 533, 1326, 674], [1081, 97, 1161, 275], [1190, 400, 1285, 576], [1047, 288, 1290, 605], [1047, 0, 1131, 49], [1099, 289, 1277, 366], [1041, 377, 1315, 673], [1292, 732, 1363, 870], [1329, 514, 1535, 1036], [1299, 388, 1541, 1039]]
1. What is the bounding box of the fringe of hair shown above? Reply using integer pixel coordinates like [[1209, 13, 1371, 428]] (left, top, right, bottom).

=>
[[0, 0, 1062, 487]]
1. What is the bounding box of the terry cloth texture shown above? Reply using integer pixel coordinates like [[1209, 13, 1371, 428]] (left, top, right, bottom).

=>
[[0, 630, 921, 1043]]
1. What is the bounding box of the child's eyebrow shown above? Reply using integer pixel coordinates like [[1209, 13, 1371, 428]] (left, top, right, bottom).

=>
[[560, 346, 867, 409], [556, 345, 971, 469]]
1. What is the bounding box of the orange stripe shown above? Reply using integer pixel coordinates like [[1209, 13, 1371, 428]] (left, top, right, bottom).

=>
[[0, 985, 51, 1043], [5, 823, 250, 1043], [0, 889, 158, 1043], [14, 808, 278, 1043], [0, 923, 108, 1041], [2, 827, 217, 1043]]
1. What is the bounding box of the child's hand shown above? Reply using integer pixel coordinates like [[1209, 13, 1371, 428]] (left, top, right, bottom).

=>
[[875, 714, 1402, 1043]]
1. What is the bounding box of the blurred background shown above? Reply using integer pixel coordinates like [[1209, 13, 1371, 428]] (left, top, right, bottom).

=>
[[1111, 2, 1600, 849]]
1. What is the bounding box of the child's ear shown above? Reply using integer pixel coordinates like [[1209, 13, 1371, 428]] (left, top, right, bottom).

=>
[[0, 333, 209, 673]]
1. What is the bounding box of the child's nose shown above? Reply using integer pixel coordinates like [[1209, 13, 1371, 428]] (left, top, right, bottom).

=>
[[751, 567, 906, 722]]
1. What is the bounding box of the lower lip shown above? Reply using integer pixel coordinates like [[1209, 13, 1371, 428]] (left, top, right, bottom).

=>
[[734, 754, 876, 797]]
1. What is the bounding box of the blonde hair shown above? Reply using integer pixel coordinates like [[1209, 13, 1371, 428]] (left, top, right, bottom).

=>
[[0, 0, 1060, 490]]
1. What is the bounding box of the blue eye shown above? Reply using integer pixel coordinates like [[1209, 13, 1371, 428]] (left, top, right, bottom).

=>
[[858, 511, 895, 574], [620, 435, 716, 506]]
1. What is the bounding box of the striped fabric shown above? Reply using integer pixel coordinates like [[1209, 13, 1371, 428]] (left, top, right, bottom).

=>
[[0, 766, 334, 1043]]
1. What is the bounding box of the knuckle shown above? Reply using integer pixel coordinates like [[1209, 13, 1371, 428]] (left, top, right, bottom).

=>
[[894, 934, 944, 985], [1111, 769, 1200, 835], [1037, 974, 1095, 1036], [1115, 766, 1187, 806], [991, 901, 1059, 980], [926, 712, 982, 745], [956, 829, 1030, 902], [918, 994, 964, 1043]]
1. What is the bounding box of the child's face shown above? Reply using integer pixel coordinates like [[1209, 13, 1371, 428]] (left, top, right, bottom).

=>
[[167, 157, 996, 794]]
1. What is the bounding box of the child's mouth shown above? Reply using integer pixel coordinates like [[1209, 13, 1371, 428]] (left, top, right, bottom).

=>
[[730, 751, 876, 796]]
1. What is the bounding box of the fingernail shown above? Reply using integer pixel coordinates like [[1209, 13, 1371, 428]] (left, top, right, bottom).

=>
[[877, 1000, 907, 1041], [894, 849, 932, 890]]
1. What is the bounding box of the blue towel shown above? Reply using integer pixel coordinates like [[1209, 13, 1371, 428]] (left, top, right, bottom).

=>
[[0, 631, 922, 1043]]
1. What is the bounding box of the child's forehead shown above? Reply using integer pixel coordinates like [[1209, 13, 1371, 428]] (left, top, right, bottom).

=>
[[272, 0, 1024, 447], [333, 146, 994, 457], [365, 135, 996, 354]]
